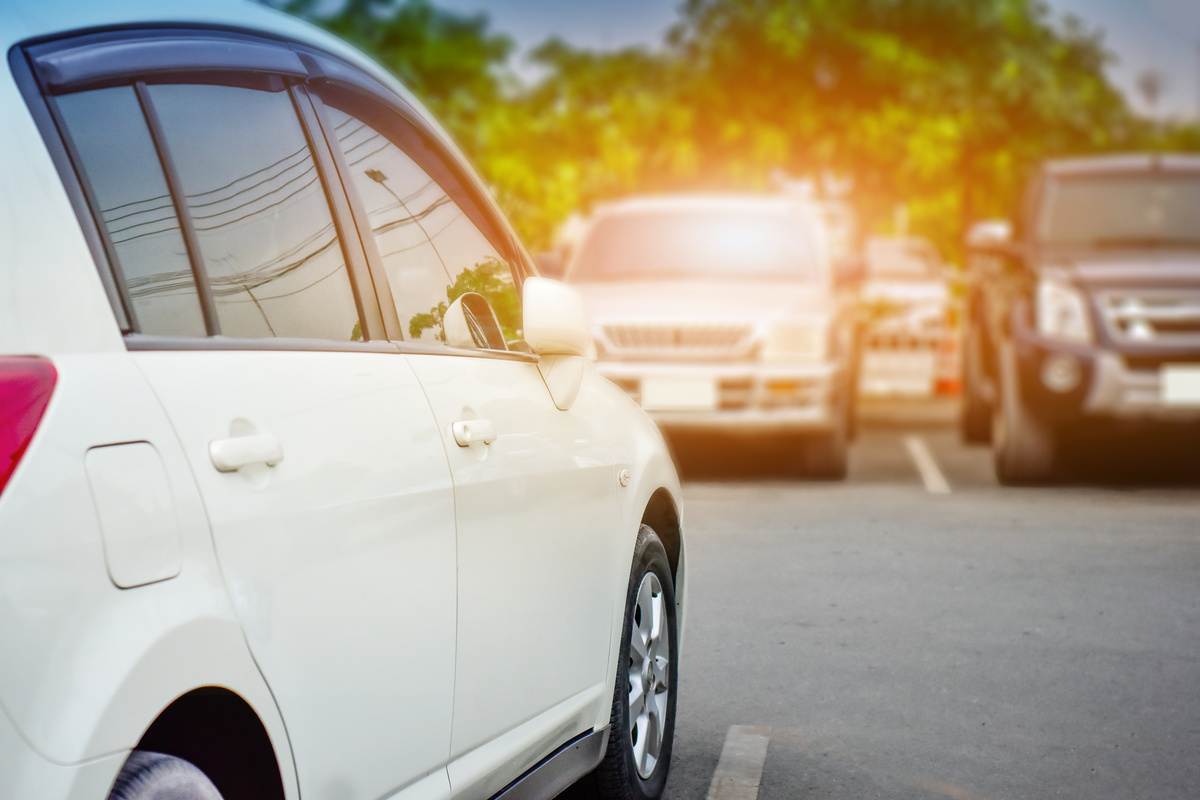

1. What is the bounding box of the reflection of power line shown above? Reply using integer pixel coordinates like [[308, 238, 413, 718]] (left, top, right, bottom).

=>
[[365, 168, 453, 284], [373, 195, 452, 236], [209, 234, 341, 295], [226, 258, 347, 302], [189, 167, 316, 223]]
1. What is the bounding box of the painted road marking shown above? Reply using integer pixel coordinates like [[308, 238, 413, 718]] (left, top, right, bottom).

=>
[[904, 435, 951, 495], [706, 725, 771, 800]]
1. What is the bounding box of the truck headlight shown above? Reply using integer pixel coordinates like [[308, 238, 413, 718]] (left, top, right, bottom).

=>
[[761, 322, 828, 363], [1036, 279, 1093, 344]]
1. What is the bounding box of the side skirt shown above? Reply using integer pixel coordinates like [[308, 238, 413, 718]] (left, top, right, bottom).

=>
[[490, 727, 610, 800]]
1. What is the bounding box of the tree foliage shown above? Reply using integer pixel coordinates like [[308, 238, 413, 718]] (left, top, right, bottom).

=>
[[287, 0, 1191, 260]]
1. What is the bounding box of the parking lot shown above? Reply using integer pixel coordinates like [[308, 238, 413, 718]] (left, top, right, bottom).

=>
[[658, 399, 1200, 800]]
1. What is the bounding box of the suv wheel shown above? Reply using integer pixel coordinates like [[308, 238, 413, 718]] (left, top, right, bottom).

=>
[[589, 525, 677, 800], [960, 324, 993, 444], [993, 345, 1056, 485], [108, 751, 224, 800]]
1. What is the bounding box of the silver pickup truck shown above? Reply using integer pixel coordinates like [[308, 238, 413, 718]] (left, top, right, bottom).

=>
[[562, 194, 861, 478]]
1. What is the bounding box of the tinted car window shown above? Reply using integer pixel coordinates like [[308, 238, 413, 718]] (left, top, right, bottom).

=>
[[56, 86, 206, 337], [324, 105, 521, 346], [1038, 174, 1200, 248], [148, 83, 361, 341]]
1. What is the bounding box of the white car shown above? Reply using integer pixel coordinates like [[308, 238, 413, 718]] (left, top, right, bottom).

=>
[[564, 195, 860, 478], [0, 3, 685, 800]]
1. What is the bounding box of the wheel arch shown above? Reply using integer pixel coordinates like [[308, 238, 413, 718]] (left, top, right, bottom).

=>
[[641, 487, 681, 581], [133, 686, 285, 800]]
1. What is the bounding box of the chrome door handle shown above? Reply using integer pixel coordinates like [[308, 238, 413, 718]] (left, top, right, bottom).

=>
[[209, 433, 283, 472], [452, 419, 496, 447]]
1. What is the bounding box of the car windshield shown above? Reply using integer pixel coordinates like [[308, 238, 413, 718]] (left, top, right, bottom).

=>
[[866, 239, 941, 280], [1038, 173, 1200, 248], [570, 207, 821, 282]]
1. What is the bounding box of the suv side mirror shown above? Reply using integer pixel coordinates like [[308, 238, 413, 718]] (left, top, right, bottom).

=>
[[523, 277, 591, 410], [965, 219, 1014, 256]]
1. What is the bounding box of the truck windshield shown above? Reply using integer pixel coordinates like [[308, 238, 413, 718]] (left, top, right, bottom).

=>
[[1038, 174, 1200, 248], [570, 208, 820, 282]]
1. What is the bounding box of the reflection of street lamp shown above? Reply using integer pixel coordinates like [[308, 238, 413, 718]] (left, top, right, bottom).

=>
[[364, 167, 454, 283], [364, 168, 403, 206]]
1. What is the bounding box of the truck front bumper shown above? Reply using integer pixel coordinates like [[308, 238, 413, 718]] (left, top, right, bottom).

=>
[[1013, 323, 1200, 423], [597, 360, 842, 433]]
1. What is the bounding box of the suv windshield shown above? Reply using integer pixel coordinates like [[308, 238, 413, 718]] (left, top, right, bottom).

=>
[[570, 208, 820, 282], [1038, 173, 1200, 248]]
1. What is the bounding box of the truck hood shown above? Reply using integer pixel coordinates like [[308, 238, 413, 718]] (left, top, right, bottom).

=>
[[570, 280, 834, 324]]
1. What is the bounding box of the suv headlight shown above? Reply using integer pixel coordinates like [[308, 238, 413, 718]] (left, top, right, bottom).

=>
[[1036, 279, 1093, 343], [761, 322, 828, 363]]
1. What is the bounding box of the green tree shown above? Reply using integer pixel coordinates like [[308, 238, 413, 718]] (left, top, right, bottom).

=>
[[408, 258, 521, 342], [287, 0, 1194, 261]]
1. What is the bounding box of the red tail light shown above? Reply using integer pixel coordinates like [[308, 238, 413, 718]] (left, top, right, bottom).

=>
[[0, 357, 57, 498]]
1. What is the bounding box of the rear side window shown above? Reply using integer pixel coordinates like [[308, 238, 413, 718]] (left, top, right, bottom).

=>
[[147, 84, 360, 341], [56, 87, 205, 337], [54, 78, 362, 342]]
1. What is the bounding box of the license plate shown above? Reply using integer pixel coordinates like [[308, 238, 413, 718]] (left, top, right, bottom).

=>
[[641, 376, 717, 411], [1162, 365, 1200, 406]]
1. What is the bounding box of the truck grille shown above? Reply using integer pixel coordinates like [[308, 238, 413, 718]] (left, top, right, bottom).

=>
[[601, 322, 755, 359], [1098, 291, 1200, 344]]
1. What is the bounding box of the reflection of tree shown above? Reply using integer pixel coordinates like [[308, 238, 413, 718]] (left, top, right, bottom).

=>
[[408, 258, 521, 343]]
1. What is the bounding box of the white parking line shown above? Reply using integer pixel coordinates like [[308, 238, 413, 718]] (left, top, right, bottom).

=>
[[904, 435, 952, 495], [706, 725, 772, 800]]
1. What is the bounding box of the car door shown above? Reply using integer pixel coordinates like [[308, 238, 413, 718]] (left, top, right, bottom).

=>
[[313, 88, 622, 800], [42, 38, 458, 800]]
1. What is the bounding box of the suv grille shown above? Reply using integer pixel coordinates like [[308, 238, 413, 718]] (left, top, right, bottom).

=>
[[1098, 291, 1200, 345], [602, 322, 755, 359]]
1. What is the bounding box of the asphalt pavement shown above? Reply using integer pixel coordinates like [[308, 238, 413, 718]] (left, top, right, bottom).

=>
[[659, 397, 1200, 800]]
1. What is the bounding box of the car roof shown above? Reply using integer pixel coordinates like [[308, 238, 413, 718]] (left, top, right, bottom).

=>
[[1042, 153, 1200, 176], [3, 0, 431, 139]]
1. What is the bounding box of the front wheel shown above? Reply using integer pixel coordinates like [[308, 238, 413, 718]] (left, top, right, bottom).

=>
[[960, 324, 993, 445], [591, 525, 678, 800], [993, 344, 1057, 485]]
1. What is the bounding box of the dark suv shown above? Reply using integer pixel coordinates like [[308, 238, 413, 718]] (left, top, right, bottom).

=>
[[960, 154, 1200, 484]]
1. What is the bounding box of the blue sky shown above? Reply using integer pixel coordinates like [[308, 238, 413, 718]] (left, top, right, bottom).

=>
[[435, 0, 1200, 121]]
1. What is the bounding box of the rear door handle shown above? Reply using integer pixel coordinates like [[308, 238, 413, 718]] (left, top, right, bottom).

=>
[[452, 419, 496, 447], [209, 433, 284, 472]]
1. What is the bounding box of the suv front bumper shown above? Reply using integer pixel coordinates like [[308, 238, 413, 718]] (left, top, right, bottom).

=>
[[597, 360, 842, 433], [1014, 324, 1200, 423]]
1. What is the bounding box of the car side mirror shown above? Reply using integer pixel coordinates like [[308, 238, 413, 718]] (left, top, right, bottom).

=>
[[522, 277, 591, 410], [965, 219, 1015, 257]]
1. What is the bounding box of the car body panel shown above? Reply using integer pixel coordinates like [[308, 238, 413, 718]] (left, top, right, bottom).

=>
[[0, 354, 299, 797], [133, 349, 458, 800], [401, 353, 619, 797]]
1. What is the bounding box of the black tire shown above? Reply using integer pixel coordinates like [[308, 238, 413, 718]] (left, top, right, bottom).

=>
[[108, 751, 224, 800], [804, 426, 849, 480], [590, 525, 678, 800], [960, 324, 993, 445], [993, 345, 1056, 485]]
